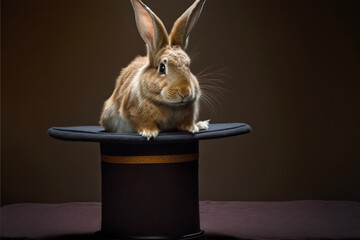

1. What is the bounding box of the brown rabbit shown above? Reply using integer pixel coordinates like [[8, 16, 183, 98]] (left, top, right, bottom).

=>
[[100, 0, 209, 140]]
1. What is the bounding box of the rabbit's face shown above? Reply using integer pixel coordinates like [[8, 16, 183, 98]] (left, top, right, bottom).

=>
[[130, 0, 205, 108], [155, 46, 200, 106]]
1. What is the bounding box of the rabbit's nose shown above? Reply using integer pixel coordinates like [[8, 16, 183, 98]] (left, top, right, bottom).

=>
[[178, 88, 190, 99]]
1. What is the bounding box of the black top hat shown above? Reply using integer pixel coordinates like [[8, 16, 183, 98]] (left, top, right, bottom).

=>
[[48, 123, 251, 239]]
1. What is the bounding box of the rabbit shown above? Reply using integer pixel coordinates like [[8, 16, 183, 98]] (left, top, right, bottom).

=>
[[100, 0, 209, 140]]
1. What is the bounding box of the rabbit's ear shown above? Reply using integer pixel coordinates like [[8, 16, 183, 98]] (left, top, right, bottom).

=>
[[131, 0, 169, 65], [169, 0, 206, 49]]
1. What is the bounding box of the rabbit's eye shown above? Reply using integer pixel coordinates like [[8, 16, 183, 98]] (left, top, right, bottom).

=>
[[159, 63, 166, 75]]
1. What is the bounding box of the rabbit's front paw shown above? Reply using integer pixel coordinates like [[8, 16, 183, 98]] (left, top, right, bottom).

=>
[[180, 123, 199, 134], [139, 129, 159, 140], [196, 120, 210, 130]]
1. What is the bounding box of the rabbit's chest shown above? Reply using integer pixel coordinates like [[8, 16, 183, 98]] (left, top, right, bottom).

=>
[[157, 107, 193, 131]]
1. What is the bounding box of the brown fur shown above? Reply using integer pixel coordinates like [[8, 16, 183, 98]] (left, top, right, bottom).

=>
[[100, 0, 207, 139]]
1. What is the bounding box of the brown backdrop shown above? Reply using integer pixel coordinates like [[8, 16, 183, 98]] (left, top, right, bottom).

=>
[[2, 0, 360, 206]]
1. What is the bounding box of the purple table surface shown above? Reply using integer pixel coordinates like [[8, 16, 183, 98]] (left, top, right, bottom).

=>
[[1, 200, 360, 239]]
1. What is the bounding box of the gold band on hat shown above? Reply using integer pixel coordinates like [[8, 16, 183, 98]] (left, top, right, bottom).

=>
[[101, 153, 198, 164]]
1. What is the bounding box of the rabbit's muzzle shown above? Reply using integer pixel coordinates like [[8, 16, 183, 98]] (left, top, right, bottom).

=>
[[177, 87, 191, 100]]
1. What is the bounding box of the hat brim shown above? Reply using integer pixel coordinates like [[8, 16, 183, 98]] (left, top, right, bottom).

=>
[[48, 123, 251, 143]]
